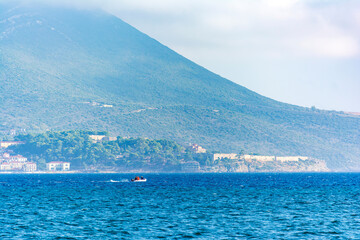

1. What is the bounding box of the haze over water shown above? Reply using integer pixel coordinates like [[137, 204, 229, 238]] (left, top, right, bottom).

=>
[[1, 173, 360, 239]]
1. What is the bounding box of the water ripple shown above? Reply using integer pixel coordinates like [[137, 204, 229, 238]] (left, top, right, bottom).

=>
[[1, 173, 360, 239]]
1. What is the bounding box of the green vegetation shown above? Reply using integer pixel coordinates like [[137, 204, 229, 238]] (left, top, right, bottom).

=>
[[9, 130, 327, 172], [10, 131, 213, 171]]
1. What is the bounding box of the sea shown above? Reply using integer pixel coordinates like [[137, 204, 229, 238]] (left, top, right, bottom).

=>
[[1, 173, 360, 239]]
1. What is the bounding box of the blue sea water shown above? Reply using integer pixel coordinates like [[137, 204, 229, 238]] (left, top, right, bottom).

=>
[[1, 173, 360, 239]]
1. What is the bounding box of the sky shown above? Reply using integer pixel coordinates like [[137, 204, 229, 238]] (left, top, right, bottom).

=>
[[6, 0, 360, 112]]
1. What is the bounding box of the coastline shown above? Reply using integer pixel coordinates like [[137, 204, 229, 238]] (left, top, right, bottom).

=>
[[0, 170, 335, 174]]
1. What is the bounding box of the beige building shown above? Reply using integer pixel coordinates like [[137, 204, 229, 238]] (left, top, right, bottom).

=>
[[275, 156, 309, 162], [213, 154, 310, 163], [243, 155, 309, 162], [47, 161, 71, 171]]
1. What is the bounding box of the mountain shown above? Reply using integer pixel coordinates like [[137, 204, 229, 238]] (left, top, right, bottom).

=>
[[0, 2, 359, 170]]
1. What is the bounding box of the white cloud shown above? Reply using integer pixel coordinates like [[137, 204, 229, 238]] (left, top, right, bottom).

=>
[[98, 0, 360, 59], [299, 33, 359, 58]]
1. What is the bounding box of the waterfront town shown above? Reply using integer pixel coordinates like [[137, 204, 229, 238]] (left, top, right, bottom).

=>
[[0, 141, 70, 173]]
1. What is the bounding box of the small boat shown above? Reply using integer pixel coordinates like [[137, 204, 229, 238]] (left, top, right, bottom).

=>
[[131, 176, 147, 182]]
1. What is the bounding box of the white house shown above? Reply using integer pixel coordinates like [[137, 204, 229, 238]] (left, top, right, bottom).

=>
[[46, 161, 71, 171]]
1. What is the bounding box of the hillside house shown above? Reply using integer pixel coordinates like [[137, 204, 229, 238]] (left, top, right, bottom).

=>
[[89, 135, 117, 143], [89, 135, 106, 143], [187, 144, 207, 153]]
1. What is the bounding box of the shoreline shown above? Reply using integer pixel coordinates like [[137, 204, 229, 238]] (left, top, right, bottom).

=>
[[0, 170, 344, 174]]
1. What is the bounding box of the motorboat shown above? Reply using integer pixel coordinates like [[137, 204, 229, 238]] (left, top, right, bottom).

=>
[[131, 176, 147, 182]]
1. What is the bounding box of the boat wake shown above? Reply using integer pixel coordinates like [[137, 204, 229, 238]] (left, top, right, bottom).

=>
[[108, 179, 129, 183]]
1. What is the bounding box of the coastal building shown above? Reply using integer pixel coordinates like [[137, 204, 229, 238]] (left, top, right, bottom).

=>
[[187, 144, 207, 153], [24, 162, 37, 172], [213, 154, 310, 163], [0, 141, 24, 149], [243, 155, 309, 162], [0, 152, 37, 172], [9, 161, 24, 170], [46, 161, 70, 171], [0, 162, 11, 171]]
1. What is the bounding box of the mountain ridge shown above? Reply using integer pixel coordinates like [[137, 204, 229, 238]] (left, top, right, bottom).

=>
[[0, 2, 359, 170]]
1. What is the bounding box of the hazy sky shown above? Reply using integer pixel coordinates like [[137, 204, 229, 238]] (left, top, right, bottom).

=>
[[8, 0, 360, 112]]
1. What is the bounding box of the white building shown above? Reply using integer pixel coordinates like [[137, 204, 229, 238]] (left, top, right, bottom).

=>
[[0, 162, 11, 171], [46, 161, 71, 171], [24, 162, 37, 172], [188, 144, 207, 153], [89, 135, 106, 143]]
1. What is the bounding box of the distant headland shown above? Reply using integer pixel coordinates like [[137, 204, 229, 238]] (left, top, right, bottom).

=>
[[0, 131, 329, 173]]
